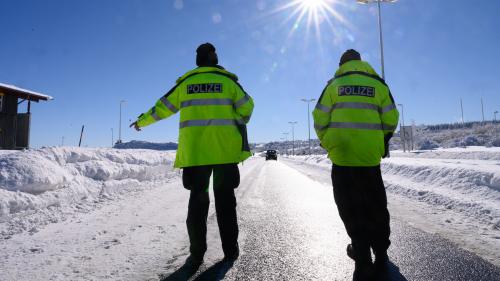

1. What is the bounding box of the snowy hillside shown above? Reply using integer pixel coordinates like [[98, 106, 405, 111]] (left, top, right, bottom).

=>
[[0, 147, 177, 238], [390, 122, 500, 150], [114, 140, 178, 150], [283, 147, 500, 265]]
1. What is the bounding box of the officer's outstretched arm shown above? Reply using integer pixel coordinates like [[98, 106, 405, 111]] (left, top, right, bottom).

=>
[[135, 87, 181, 129], [233, 83, 254, 124], [312, 86, 333, 141]]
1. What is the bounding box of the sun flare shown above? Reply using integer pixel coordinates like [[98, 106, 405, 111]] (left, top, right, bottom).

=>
[[302, 0, 326, 10], [272, 0, 349, 45]]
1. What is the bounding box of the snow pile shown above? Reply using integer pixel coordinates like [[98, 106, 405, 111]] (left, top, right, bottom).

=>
[[114, 140, 178, 151], [382, 158, 500, 224], [0, 147, 177, 237]]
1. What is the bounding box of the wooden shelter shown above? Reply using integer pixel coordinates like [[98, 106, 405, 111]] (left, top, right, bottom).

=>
[[0, 83, 53, 149]]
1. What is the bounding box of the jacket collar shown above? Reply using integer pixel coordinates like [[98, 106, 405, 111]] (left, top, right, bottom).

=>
[[176, 66, 238, 84], [334, 60, 379, 77]]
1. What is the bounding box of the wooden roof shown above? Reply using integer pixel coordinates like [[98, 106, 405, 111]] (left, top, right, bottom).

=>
[[0, 83, 53, 102]]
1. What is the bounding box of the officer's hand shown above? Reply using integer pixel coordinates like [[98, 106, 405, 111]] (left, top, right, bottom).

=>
[[130, 121, 141, 131]]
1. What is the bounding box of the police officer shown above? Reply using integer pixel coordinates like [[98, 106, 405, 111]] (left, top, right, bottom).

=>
[[131, 43, 254, 266], [313, 49, 399, 280]]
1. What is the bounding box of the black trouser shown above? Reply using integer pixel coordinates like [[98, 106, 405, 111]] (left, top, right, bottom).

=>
[[182, 164, 240, 259], [331, 165, 391, 261]]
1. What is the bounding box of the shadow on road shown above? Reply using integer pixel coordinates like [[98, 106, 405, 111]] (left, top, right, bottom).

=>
[[377, 261, 408, 281], [193, 260, 235, 281], [160, 258, 201, 281], [159, 259, 234, 281]]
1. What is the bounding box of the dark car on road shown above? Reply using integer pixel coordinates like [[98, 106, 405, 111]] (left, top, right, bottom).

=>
[[265, 150, 278, 161]]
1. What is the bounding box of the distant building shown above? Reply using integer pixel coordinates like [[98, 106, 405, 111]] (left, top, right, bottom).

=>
[[0, 83, 53, 149]]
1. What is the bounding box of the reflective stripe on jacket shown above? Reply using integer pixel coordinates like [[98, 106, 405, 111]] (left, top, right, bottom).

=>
[[137, 66, 254, 168], [312, 60, 399, 166]]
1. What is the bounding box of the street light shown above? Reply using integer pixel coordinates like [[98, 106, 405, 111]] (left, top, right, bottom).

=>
[[397, 103, 405, 152], [301, 98, 316, 155], [481, 97, 485, 123], [282, 132, 289, 155], [118, 100, 126, 143], [288, 121, 298, 155], [356, 0, 397, 79]]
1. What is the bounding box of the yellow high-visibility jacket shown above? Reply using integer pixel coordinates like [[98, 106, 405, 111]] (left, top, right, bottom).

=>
[[313, 60, 399, 166], [136, 66, 254, 168]]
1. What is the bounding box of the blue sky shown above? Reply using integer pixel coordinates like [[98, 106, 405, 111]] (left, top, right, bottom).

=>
[[1, 0, 499, 147]]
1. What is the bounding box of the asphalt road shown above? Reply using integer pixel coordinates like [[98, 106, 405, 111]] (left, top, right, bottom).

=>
[[159, 158, 500, 281]]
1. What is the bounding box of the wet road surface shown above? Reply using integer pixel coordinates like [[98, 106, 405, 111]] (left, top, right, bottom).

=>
[[160, 158, 500, 281]]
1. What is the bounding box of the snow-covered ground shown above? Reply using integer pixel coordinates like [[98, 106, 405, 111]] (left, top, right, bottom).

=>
[[0, 147, 264, 280], [283, 146, 500, 266], [0, 147, 177, 238], [1, 146, 499, 280]]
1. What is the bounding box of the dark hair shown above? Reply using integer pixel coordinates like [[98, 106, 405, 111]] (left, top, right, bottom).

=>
[[339, 49, 361, 66], [196, 43, 219, 67]]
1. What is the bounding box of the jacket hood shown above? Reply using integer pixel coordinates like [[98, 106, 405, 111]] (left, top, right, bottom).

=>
[[176, 66, 238, 84], [334, 60, 379, 77]]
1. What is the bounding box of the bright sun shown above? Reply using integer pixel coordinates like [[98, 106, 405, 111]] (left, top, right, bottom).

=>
[[302, 0, 325, 10], [272, 0, 348, 45]]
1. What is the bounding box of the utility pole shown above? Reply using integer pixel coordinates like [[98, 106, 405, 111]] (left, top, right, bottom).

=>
[[78, 125, 85, 147], [288, 121, 298, 155], [397, 104, 405, 152], [460, 98, 464, 125], [301, 98, 316, 155], [282, 132, 289, 156], [356, 0, 397, 79], [118, 100, 126, 143]]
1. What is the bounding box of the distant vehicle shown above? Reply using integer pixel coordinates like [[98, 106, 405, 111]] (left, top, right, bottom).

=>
[[265, 150, 278, 161]]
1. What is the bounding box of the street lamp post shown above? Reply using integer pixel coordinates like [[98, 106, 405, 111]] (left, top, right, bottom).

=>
[[282, 132, 289, 155], [356, 0, 397, 79], [495, 111, 499, 140], [481, 97, 485, 123], [301, 98, 316, 155], [288, 121, 298, 155], [118, 100, 126, 143], [460, 98, 465, 125], [397, 103, 405, 152]]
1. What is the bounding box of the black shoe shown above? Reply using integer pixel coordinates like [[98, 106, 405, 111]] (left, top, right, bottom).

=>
[[185, 255, 203, 268], [223, 247, 239, 262], [353, 261, 375, 281]]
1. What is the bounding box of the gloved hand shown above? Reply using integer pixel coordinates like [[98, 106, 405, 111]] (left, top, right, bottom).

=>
[[129, 121, 141, 131], [383, 133, 393, 158]]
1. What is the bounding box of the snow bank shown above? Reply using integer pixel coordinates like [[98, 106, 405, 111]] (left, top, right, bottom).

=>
[[0, 147, 177, 237]]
